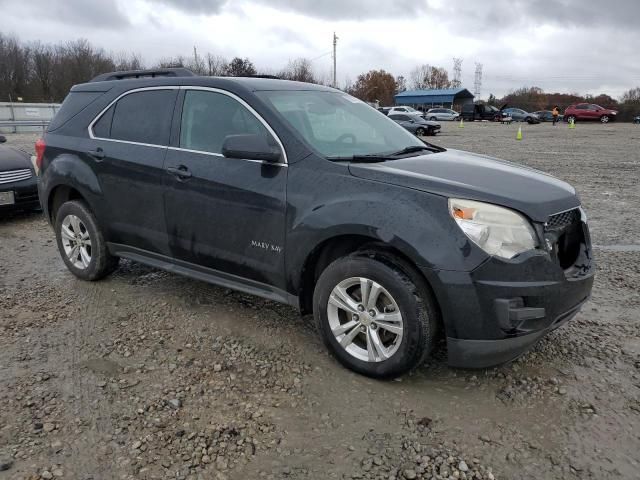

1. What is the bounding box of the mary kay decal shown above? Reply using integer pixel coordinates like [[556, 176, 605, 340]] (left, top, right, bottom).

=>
[[251, 240, 282, 253]]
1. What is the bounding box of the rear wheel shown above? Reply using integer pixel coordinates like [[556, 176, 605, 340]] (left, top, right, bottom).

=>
[[600, 115, 610, 123], [54, 200, 119, 281], [313, 253, 437, 378], [429, 116, 437, 121]]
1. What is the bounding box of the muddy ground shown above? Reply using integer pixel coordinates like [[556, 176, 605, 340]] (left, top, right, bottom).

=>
[[1, 121, 639, 480]]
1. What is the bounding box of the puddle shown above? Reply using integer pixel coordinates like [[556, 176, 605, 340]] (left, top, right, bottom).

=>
[[593, 244, 640, 252]]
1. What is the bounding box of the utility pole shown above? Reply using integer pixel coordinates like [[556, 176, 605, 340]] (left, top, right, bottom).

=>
[[332, 32, 338, 88]]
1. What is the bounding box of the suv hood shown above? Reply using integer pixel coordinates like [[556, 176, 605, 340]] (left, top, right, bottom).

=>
[[0, 145, 33, 171], [348, 149, 579, 222]]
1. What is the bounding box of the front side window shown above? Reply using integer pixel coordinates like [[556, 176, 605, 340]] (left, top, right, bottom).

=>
[[256, 90, 424, 158], [180, 90, 274, 155], [108, 89, 176, 145]]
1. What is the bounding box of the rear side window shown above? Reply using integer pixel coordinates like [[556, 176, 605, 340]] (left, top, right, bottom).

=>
[[48, 91, 105, 132], [105, 89, 176, 145], [92, 105, 114, 138], [179, 90, 273, 155]]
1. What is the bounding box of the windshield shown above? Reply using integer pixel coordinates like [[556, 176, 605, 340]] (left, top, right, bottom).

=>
[[256, 90, 424, 158]]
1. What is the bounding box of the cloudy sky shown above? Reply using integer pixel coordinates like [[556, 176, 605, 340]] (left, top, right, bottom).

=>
[[1, 0, 639, 98]]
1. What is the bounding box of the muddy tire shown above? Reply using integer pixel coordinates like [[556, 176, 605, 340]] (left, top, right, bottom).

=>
[[54, 200, 119, 281], [313, 253, 437, 378]]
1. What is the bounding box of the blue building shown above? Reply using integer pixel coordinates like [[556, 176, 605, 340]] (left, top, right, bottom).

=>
[[394, 88, 474, 110]]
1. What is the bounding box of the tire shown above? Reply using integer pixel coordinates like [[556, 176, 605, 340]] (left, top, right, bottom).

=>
[[415, 127, 425, 136], [313, 253, 437, 378], [54, 200, 119, 281], [600, 115, 609, 123], [429, 116, 437, 121], [566, 115, 576, 123]]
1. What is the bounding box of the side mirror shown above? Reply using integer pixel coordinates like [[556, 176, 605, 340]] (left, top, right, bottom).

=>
[[0, 135, 6, 143], [221, 134, 282, 163]]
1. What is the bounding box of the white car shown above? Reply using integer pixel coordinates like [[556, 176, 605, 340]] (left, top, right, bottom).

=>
[[425, 108, 460, 121], [379, 107, 426, 120]]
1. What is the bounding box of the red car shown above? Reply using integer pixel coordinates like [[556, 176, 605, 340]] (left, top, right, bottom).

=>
[[564, 103, 617, 123]]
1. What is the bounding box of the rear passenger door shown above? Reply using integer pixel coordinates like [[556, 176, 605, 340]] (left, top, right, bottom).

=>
[[87, 88, 178, 255], [163, 88, 288, 291]]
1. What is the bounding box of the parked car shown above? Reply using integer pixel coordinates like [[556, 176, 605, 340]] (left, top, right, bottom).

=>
[[460, 103, 502, 121], [425, 108, 460, 121], [37, 68, 594, 378], [633, 114, 640, 124], [388, 114, 441, 136], [500, 108, 540, 124], [564, 103, 617, 123], [532, 110, 564, 122], [0, 135, 40, 214]]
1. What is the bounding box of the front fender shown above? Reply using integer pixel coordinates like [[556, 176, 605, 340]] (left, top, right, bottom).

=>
[[285, 157, 489, 293]]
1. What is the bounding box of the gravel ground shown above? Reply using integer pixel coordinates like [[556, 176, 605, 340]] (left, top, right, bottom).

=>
[[1, 121, 639, 480]]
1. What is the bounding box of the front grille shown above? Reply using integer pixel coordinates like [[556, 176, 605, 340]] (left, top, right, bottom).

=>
[[0, 169, 32, 185], [543, 208, 586, 270], [545, 208, 580, 230]]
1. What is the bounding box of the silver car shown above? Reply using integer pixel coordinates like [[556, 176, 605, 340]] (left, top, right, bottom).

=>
[[425, 108, 460, 121]]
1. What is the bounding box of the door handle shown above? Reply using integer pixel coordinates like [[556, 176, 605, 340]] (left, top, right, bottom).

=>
[[87, 147, 105, 160], [166, 165, 192, 179]]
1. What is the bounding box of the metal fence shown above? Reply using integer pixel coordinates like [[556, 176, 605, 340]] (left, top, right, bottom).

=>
[[0, 102, 61, 133]]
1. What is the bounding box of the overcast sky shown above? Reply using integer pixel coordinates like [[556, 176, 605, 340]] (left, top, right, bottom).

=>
[[1, 0, 639, 98]]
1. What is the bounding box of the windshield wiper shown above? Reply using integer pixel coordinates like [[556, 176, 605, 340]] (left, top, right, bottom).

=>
[[389, 143, 445, 155], [327, 143, 446, 163], [327, 154, 392, 163]]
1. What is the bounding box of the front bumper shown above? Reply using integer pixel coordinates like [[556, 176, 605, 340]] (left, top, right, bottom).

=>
[[421, 223, 594, 368], [0, 175, 40, 213]]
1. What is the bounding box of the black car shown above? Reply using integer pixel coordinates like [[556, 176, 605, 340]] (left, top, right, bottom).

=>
[[37, 68, 594, 378], [0, 135, 40, 213], [460, 103, 502, 121], [388, 114, 441, 136], [634, 115, 640, 124]]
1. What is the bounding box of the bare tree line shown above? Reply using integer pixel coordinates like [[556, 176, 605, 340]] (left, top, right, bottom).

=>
[[1, 33, 639, 117], [0, 35, 322, 103]]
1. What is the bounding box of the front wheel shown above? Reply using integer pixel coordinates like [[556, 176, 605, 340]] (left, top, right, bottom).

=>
[[600, 115, 610, 123], [566, 115, 576, 123], [429, 116, 437, 121], [313, 253, 437, 378], [415, 127, 425, 136], [54, 200, 119, 281]]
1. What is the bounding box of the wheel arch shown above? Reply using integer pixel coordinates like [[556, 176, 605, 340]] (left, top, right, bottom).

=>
[[48, 185, 89, 223], [296, 233, 442, 330]]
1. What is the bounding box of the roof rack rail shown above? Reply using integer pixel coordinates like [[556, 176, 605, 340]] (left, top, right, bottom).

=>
[[90, 68, 196, 83], [243, 74, 281, 79]]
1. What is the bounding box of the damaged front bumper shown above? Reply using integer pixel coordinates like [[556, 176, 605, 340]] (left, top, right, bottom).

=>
[[422, 213, 594, 368]]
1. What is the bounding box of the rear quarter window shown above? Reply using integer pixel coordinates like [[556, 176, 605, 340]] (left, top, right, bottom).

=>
[[47, 91, 105, 132]]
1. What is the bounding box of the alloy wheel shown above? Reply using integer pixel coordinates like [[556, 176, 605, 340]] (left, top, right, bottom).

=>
[[327, 277, 404, 362], [416, 128, 425, 136], [60, 214, 92, 269], [601, 115, 609, 123]]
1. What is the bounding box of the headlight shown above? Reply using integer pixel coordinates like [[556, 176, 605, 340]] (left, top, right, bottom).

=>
[[448, 198, 538, 259]]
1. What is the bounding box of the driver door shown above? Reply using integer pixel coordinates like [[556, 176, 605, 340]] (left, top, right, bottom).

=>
[[163, 88, 288, 289]]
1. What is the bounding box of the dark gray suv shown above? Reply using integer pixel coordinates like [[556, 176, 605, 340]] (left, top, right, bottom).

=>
[[36, 68, 594, 378]]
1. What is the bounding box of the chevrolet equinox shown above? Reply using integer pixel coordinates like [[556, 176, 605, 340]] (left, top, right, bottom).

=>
[[37, 68, 594, 378]]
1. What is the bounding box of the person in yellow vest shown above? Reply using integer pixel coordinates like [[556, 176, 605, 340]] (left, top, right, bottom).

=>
[[552, 106, 560, 126]]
